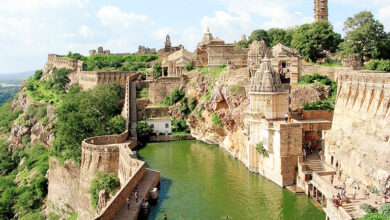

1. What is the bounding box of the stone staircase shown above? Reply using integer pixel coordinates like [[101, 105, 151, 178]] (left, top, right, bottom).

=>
[[303, 152, 325, 174]]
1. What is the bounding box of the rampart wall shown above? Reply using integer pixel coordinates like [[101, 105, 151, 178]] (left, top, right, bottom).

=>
[[148, 77, 187, 104], [46, 54, 79, 72], [325, 71, 390, 192], [301, 64, 354, 81], [208, 46, 248, 71]]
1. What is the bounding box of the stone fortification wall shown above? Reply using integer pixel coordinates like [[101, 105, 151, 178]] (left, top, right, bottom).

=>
[[325, 71, 390, 192], [148, 77, 187, 104], [45, 54, 79, 72], [208, 45, 248, 71], [95, 162, 145, 220], [46, 158, 81, 216], [301, 64, 354, 81], [79, 71, 139, 90], [302, 110, 333, 121]]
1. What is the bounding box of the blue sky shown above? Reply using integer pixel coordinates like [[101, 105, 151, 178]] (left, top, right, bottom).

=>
[[0, 0, 389, 74]]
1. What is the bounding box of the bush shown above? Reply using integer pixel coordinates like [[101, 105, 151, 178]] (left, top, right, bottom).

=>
[[171, 119, 189, 133], [0, 102, 22, 132], [195, 104, 203, 118], [360, 213, 387, 220], [361, 204, 376, 214], [378, 204, 390, 217], [185, 64, 194, 71], [153, 62, 162, 78], [52, 83, 124, 163], [52, 68, 72, 92], [211, 112, 222, 128], [22, 135, 31, 147], [163, 88, 186, 106], [365, 60, 390, 72], [108, 115, 126, 134], [136, 122, 153, 139], [26, 103, 47, 123], [89, 172, 120, 210], [33, 70, 43, 81], [256, 142, 269, 157], [188, 97, 197, 111]]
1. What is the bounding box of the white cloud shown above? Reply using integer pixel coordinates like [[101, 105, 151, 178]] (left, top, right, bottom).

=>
[[153, 27, 177, 41], [180, 28, 200, 50], [378, 5, 390, 31], [97, 5, 152, 28], [329, 0, 390, 7], [79, 25, 94, 39], [0, 0, 89, 14]]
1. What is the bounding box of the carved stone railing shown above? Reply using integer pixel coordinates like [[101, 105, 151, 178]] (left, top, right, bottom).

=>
[[325, 199, 353, 220], [311, 172, 339, 199]]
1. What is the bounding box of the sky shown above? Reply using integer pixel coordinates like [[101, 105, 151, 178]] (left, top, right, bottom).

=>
[[0, 0, 390, 74]]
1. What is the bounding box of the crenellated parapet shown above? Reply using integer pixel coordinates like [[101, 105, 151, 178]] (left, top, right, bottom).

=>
[[324, 70, 390, 194], [46, 54, 79, 72]]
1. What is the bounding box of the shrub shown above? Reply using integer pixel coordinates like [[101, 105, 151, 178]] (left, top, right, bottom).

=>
[[89, 172, 120, 210], [171, 119, 189, 133], [22, 135, 31, 147], [33, 70, 43, 81], [360, 213, 387, 220], [229, 85, 246, 96], [153, 62, 162, 78], [365, 59, 390, 72], [52, 83, 124, 163], [136, 122, 153, 139], [108, 115, 126, 134], [52, 68, 72, 92], [163, 88, 185, 106], [0, 102, 22, 132], [360, 204, 376, 214], [26, 103, 47, 123], [195, 104, 204, 118], [188, 97, 197, 111], [256, 142, 269, 157], [185, 64, 194, 71], [378, 204, 390, 217], [211, 112, 222, 128]]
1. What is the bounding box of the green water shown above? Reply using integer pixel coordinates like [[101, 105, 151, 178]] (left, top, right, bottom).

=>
[[137, 140, 325, 220]]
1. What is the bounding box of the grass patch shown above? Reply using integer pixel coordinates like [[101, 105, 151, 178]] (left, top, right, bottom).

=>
[[211, 112, 222, 128]]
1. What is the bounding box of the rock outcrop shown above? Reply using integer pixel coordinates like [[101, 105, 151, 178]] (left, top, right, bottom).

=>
[[290, 84, 331, 111]]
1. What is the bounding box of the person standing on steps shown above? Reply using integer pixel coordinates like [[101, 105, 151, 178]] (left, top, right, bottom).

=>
[[135, 191, 138, 202], [127, 197, 130, 210], [285, 112, 289, 123]]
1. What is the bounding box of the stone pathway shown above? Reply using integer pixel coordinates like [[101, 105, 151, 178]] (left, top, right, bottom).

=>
[[323, 170, 387, 219], [113, 169, 160, 220]]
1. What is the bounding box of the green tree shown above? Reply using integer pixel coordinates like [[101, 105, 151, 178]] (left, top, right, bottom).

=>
[[136, 123, 153, 139], [339, 11, 390, 61], [248, 29, 271, 46], [52, 83, 124, 163], [153, 62, 162, 78], [89, 172, 119, 210], [108, 115, 126, 134], [268, 28, 295, 47], [52, 68, 72, 92], [291, 21, 341, 62]]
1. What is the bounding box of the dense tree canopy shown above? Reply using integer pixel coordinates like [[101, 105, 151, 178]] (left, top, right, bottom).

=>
[[291, 21, 341, 62], [339, 11, 390, 61], [267, 28, 295, 47], [52, 83, 125, 163]]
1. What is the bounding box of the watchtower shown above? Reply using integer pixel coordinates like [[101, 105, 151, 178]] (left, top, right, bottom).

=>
[[314, 0, 328, 22]]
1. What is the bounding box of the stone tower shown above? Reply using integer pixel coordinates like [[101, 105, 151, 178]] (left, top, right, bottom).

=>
[[314, 0, 328, 22]]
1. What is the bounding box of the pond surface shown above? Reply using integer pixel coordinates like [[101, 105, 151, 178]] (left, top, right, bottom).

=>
[[137, 140, 325, 220]]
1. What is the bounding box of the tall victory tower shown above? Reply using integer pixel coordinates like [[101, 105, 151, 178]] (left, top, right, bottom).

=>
[[314, 0, 328, 22]]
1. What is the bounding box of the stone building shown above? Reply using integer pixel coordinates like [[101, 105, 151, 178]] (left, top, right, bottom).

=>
[[157, 35, 184, 59], [247, 40, 272, 77], [161, 48, 196, 77], [245, 56, 300, 187], [137, 45, 156, 54], [195, 28, 249, 70], [314, 0, 328, 21], [271, 43, 301, 84], [89, 46, 111, 56]]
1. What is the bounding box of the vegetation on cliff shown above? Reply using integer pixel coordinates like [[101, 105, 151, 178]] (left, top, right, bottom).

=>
[[89, 172, 120, 210], [52, 83, 126, 163], [298, 74, 337, 110], [360, 203, 390, 220]]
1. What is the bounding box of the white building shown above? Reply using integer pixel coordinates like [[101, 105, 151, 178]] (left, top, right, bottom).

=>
[[146, 118, 172, 135]]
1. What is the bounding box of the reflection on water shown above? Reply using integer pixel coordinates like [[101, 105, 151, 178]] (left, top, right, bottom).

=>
[[137, 140, 325, 220]]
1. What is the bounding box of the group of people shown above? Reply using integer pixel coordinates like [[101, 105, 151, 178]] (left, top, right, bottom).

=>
[[126, 190, 138, 210], [302, 140, 318, 158]]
